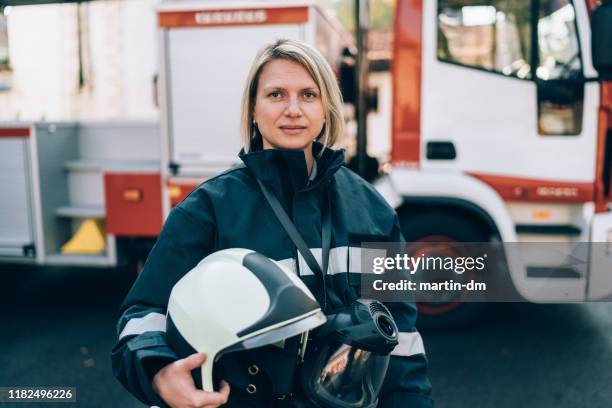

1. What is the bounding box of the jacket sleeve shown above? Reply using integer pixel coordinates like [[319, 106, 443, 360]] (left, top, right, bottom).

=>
[[378, 215, 433, 408], [111, 203, 216, 407]]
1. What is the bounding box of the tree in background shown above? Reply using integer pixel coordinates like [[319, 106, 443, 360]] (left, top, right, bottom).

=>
[[325, 0, 395, 32]]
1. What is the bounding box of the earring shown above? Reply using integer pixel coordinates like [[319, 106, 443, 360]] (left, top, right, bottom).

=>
[[252, 119, 257, 126]]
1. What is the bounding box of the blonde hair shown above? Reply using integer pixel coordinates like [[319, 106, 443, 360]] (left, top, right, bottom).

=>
[[240, 39, 344, 153]]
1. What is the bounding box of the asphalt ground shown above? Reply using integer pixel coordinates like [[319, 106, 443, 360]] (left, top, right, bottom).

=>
[[1, 264, 611, 407]]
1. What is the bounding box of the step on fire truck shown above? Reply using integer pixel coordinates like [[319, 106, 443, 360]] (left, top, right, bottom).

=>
[[1, 0, 612, 326]]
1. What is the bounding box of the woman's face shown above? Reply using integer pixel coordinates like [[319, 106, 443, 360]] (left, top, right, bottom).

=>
[[253, 58, 325, 151]]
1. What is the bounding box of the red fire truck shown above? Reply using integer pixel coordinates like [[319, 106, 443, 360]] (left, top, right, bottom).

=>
[[380, 0, 612, 323]]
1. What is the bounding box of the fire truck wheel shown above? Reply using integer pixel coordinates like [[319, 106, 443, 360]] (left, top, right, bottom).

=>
[[398, 210, 490, 331]]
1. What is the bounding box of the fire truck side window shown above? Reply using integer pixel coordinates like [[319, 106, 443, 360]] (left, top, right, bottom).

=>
[[437, 0, 533, 79], [536, 0, 584, 135], [536, 0, 581, 81], [437, 0, 584, 136]]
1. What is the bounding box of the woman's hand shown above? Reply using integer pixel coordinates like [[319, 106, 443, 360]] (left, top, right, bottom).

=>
[[152, 352, 230, 408]]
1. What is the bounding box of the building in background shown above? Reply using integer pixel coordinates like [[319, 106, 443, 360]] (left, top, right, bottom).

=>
[[0, 0, 159, 120]]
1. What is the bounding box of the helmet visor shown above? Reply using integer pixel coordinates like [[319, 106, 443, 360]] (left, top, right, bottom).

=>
[[306, 339, 390, 408]]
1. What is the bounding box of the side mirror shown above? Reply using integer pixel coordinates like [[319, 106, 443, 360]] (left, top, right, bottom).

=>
[[536, 79, 584, 135], [536, 78, 584, 106], [592, 1, 612, 80]]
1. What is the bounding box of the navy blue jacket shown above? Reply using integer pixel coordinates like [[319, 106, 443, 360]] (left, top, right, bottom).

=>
[[111, 143, 433, 407]]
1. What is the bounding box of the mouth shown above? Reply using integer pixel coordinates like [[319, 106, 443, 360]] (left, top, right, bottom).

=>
[[279, 126, 308, 135]]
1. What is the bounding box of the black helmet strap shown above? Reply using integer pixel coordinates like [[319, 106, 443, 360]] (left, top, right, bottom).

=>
[[256, 178, 343, 312]]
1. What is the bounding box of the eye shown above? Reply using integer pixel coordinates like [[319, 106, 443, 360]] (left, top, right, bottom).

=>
[[303, 91, 318, 99], [268, 91, 282, 99]]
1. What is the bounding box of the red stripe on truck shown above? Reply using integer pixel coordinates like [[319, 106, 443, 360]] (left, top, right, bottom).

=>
[[0, 127, 30, 138], [158, 7, 309, 28], [471, 173, 595, 203]]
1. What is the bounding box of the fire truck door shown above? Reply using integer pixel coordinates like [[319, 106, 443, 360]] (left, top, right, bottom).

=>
[[422, 0, 599, 190]]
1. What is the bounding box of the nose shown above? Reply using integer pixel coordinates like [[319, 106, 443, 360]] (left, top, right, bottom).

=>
[[284, 95, 302, 117]]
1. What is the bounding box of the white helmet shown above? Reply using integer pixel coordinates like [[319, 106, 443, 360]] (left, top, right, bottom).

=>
[[166, 248, 326, 391]]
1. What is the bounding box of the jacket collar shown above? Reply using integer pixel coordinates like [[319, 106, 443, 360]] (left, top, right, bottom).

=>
[[239, 142, 345, 193]]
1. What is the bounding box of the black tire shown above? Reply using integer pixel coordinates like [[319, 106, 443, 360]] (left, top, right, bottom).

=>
[[398, 210, 490, 331]]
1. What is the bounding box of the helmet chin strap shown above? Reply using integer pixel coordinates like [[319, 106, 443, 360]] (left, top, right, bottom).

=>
[[200, 356, 215, 392], [256, 178, 344, 312]]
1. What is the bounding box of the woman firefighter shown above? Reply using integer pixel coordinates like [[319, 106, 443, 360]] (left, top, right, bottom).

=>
[[112, 39, 432, 408]]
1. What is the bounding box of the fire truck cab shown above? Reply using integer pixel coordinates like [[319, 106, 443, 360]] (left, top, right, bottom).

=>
[[384, 0, 612, 321]]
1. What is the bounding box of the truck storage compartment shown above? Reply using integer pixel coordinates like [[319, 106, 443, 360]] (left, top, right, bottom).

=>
[[105, 172, 163, 237], [45, 122, 160, 266], [0, 126, 35, 259], [0, 121, 160, 267]]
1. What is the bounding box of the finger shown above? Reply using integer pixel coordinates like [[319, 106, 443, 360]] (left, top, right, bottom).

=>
[[191, 389, 230, 407], [179, 352, 207, 371], [218, 380, 231, 398]]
